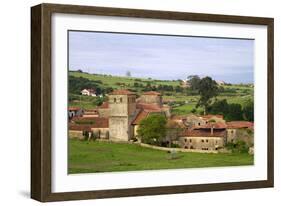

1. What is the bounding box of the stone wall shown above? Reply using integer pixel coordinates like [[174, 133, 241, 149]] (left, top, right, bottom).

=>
[[69, 130, 84, 140], [140, 95, 162, 106], [109, 117, 129, 141], [98, 108, 110, 118], [179, 136, 225, 150]]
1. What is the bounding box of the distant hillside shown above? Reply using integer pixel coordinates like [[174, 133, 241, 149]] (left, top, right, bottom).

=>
[[68, 71, 253, 115], [69, 71, 180, 89]]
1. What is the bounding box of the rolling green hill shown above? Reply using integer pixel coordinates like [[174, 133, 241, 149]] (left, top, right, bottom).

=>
[[68, 71, 253, 116]]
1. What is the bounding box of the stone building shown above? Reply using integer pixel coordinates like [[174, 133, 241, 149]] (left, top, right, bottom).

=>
[[108, 90, 138, 141], [179, 129, 226, 150], [68, 89, 171, 141], [226, 121, 254, 146]]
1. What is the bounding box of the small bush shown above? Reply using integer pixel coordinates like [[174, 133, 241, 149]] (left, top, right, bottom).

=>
[[226, 140, 249, 153]]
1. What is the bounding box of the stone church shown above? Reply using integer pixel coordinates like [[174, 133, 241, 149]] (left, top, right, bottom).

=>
[[69, 89, 171, 141]]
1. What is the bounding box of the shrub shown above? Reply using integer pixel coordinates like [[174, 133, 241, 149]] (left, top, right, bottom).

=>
[[226, 140, 249, 153]]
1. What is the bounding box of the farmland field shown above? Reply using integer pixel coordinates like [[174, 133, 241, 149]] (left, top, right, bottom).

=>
[[68, 140, 254, 174]]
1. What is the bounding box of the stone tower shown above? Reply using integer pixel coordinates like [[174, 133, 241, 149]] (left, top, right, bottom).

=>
[[108, 90, 137, 141]]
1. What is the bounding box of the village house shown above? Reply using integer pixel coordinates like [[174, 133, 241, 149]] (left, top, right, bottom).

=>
[[81, 88, 96, 96]]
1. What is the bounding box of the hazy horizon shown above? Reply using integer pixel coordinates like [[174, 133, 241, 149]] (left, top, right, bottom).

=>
[[69, 31, 254, 84]]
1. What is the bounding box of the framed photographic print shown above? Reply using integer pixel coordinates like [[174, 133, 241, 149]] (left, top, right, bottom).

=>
[[31, 3, 274, 202]]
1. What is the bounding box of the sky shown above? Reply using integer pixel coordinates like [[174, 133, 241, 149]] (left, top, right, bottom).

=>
[[68, 31, 254, 84]]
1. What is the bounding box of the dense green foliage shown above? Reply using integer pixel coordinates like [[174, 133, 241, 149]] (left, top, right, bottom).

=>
[[137, 114, 167, 145], [69, 75, 103, 95], [208, 99, 253, 121], [196, 77, 219, 114], [68, 140, 254, 173], [225, 140, 249, 153], [243, 99, 254, 121]]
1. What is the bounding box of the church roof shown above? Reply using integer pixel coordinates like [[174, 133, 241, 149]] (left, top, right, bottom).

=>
[[132, 110, 150, 125], [136, 103, 162, 112]]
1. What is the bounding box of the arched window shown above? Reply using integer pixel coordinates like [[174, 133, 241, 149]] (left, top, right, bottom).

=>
[[114, 98, 117, 103], [120, 98, 123, 103]]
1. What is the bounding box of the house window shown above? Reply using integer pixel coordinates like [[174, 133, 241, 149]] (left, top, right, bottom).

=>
[[198, 123, 201, 126], [114, 98, 117, 103], [184, 139, 187, 142], [201, 139, 204, 143], [206, 139, 209, 143], [189, 139, 192, 143], [120, 98, 123, 103]]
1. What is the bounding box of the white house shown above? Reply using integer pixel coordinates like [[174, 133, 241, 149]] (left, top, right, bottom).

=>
[[81, 89, 96, 96]]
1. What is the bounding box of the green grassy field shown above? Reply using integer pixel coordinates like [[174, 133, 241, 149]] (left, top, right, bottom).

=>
[[68, 140, 254, 174]]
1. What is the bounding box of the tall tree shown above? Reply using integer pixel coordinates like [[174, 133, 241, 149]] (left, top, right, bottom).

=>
[[137, 114, 167, 146], [196, 76, 219, 115], [187, 75, 201, 90], [126, 71, 131, 77]]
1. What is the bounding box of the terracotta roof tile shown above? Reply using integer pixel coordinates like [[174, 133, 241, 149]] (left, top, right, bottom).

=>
[[136, 103, 162, 112], [226, 121, 254, 129], [132, 110, 149, 125], [195, 122, 227, 129], [68, 107, 81, 111], [70, 117, 109, 129], [201, 114, 224, 120]]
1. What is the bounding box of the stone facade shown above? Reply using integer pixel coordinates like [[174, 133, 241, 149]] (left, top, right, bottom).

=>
[[139, 92, 162, 106], [179, 136, 225, 151], [108, 91, 137, 141]]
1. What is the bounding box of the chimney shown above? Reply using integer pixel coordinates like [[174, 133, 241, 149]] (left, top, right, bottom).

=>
[[211, 125, 214, 135]]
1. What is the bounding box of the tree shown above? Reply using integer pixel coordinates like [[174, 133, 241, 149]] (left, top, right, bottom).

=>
[[196, 76, 219, 115], [187, 75, 201, 90], [137, 114, 167, 146], [225, 103, 243, 121], [208, 99, 229, 115], [126, 71, 131, 77], [243, 99, 254, 121]]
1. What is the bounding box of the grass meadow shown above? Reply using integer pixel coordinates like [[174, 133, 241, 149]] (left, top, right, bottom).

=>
[[68, 140, 254, 174]]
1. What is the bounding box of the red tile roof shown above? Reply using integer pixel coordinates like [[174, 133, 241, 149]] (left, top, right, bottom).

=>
[[195, 122, 227, 129], [70, 117, 109, 129], [68, 107, 81, 111], [110, 89, 135, 95], [201, 114, 224, 120], [182, 129, 226, 137], [226, 121, 254, 129], [69, 124, 92, 132], [136, 103, 162, 112], [132, 110, 149, 125], [142, 91, 161, 96]]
